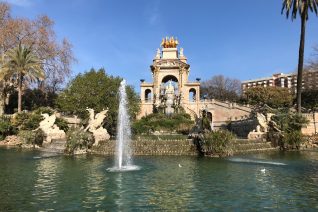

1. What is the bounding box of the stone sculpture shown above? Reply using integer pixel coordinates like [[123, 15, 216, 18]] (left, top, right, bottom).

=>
[[155, 48, 161, 59], [247, 112, 271, 140], [179, 48, 184, 57], [85, 108, 110, 146], [39, 113, 66, 143], [161, 36, 179, 48], [256, 113, 268, 132], [165, 80, 175, 115]]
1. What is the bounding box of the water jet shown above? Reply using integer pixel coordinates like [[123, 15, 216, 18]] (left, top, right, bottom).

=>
[[108, 80, 139, 172]]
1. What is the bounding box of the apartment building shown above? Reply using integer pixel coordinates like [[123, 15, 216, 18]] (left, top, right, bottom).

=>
[[242, 69, 318, 93]]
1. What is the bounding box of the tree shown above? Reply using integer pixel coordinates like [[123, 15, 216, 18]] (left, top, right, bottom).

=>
[[200, 75, 241, 102], [0, 2, 75, 105], [281, 0, 318, 113], [0, 43, 44, 112], [5, 88, 57, 113], [309, 45, 318, 70], [302, 89, 318, 110], [56, 68, 140, 135], [243, 87, 293, 108]]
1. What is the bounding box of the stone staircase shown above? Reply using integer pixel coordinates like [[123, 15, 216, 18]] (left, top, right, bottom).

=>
[[41, 139, 67, 154], [232, 139, 277, 154]]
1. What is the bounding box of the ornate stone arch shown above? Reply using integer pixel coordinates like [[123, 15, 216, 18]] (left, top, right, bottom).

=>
[[161, 75, 179, 83]]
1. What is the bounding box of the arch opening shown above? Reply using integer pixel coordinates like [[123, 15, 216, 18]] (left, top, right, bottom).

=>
[[161, 75, 178, 83], [160, 75, 179, 96], [189, 88, 196, 102], [145, 89, 152, 102]]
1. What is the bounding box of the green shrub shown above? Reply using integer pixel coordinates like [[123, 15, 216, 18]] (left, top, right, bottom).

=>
[[0, 116, 16, 140], [65, 128, 94, 154], [13, 112, 43, 130], [18, 129, 45, 146], [271, 112, 308, 150], [132, 112, 194, 135], [281, 131, 304, 150], [55, 117, 69, 132], [201, 130, 235, 156], [271, 112, 309, 133]]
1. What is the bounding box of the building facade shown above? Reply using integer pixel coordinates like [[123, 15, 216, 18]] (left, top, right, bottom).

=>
[[242, 70, 318, 93], [138, 37, 252, 129]]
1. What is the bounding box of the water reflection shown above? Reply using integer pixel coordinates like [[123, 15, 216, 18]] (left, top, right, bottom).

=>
[[142, 157, 197, 210], [1, 149, 318, 211], [82, 158, 106, 209], [32, 157, 60, 209], [115, 173, 124, 210]]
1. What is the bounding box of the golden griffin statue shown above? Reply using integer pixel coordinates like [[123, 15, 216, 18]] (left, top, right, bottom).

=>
[[161, 36, 179, 48]]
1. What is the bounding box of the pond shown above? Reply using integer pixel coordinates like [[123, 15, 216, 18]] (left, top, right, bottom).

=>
[[0, 148, 318, 211]]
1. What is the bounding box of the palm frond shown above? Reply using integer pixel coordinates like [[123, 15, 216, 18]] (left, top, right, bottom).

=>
[[282, 0, 318, 20], [0, 43, 45, 85]]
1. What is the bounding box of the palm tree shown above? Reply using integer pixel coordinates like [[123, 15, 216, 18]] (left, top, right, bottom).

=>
[[282, 0, 318, 113], [0, 43, 44, 113]]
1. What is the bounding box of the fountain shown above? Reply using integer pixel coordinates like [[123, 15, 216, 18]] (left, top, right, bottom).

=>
[[108, 80, 139, 172]]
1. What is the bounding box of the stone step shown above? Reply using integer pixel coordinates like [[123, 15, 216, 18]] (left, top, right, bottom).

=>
[[41, 140, 67, 153], [233, 147, 278, 154], [233, 143, 272, 151], [39, 147, 65, 153], [233, 139, 266, 144], [51, 140, 66, 145]]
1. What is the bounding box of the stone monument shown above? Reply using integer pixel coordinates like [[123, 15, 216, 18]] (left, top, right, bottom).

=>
[[39, 113, 66, 143], [85, 108, 110, 146], [165, 80, 175, 115], [139, 37, 253, 130]]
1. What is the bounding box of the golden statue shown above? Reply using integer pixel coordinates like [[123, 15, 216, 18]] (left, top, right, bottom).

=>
[[161, 36, 179, 48], [161, 38, 165, 47], [175, 37, 179, 46]]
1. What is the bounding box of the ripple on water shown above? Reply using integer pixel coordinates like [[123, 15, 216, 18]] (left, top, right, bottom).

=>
[[1, 149, 318, 211], [107, 165, 141, 172], [228, 157, 287, 166]]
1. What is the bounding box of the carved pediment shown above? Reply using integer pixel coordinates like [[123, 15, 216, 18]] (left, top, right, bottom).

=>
[[152, 59, 189, 70]]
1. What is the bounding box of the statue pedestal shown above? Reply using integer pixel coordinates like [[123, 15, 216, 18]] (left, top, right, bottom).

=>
[[247, 131, 267, 141], [44, 128, 66, 143], [90, 127, 110, 146]]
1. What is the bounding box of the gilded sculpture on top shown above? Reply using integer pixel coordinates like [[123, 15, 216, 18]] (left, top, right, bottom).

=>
[[161, 36, 179, 48]]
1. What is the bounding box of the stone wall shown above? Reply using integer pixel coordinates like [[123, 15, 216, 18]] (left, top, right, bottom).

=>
[[203, 100, 252, 130], [228, 118, 258, 138], [63, 115, 81, 128], [301, 113, 318, 135], [90, 139, 198, 156]]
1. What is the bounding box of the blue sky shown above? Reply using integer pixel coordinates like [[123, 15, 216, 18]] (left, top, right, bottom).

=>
[[2, 0, 318, 90]]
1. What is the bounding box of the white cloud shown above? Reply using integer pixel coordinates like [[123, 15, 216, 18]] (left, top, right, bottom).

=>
[[146, 0, 161, 26], [1, 0, 32, 7]]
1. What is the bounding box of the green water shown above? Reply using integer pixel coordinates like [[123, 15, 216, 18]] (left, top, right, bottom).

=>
[[0, 148, 318, 211]]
